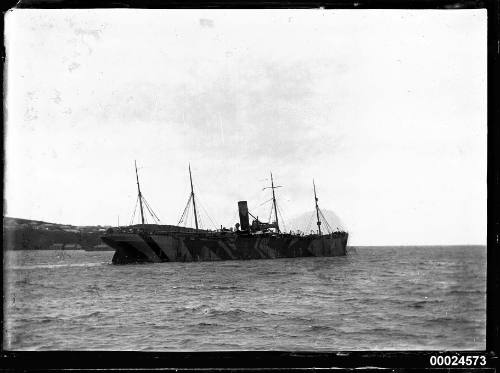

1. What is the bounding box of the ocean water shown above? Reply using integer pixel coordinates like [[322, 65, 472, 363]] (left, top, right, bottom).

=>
[[3, 246, 486, 351]]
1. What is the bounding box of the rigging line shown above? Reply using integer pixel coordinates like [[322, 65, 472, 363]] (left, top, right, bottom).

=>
[[198, 209, 203, 229], [195, 195, 218, 229], [188, 200, 194, 228], [279, 205, 287, 232], [189, 183, 217, 229], [184, 200, 191, 228], [189, 200, 195, 228], [248, 187, 265, 206], [267, 203, 273, 223], [274, 197, 288, 224], [318, 210, 328, 233], [142, 197, 161, 223], [258, 197, 274, 207], [145, 205, 160, 224], [194, 198, 203, 229], [178, 194, 193, 225], [142, 201, 151, 224], [142, 198, 156, 222], [204, 201, 218, 228], [180, 200, 188, 226], [198, 199, 218, 230], [319, 209, 333, 233], [142, 197, 159, 221], [324, 217, 333, 232], [183, 195, 193, 224], [192, 207, 198, 229], [130, 195, 139, 225], [319, 209, 332, 231], [130, 199, 135, 225], [305, 211, 315, 233], [320, 220, 330, 234], [247, 203, 261, 219], [276, 204, 287, 232]]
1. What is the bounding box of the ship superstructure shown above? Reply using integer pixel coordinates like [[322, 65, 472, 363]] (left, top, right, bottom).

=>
[[102, 163, 348, 264]]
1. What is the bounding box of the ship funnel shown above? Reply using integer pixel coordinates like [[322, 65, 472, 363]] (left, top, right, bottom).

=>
[[238, 201, 250, 231]]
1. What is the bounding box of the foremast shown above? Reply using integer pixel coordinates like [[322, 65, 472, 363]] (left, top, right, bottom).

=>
[[135, 160, 145, 225], [270, 172, 280, 233], [131, 161, 160, 225], [313, 179, 322, 235], [189, 164, 199, 230], [263, 172, 282, 233], [178, 164, 201, 230]]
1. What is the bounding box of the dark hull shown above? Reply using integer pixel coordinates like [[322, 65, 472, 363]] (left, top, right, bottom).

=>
[[102, 227, 348, 264]]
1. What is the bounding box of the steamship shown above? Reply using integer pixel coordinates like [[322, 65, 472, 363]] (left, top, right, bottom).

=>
[[102, 162, 348, 264]]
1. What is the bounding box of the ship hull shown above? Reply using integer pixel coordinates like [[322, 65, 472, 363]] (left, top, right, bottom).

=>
[[102, 230, 348, 264]]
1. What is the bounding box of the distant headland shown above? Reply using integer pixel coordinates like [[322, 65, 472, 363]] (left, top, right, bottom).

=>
[[3, 217, 112, 251]]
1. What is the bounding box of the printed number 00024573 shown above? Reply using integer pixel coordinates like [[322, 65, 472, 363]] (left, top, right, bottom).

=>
[[429, 355, 486, 366]]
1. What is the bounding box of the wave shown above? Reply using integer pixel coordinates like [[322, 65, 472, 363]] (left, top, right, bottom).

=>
[[195, 322, 222, 328], [210, 285, 241, 290], [258, 270, 284, 276], [26, 310, 105, 324], [172, 304, 212, 314], [8, 262, 107, 270], [427, 316, 472, 324], [409, 301, 426, 308], [407, 299, 445, 308], [40, 317, 56, 324], [4, 245, 486, 351], [14, 277, 33, 286], [448, 289, 484, 295], [308, 325, 334, 332], [206, 308, 251, 319], [81, 311, 103, 318], [172, 304, 270, 320]]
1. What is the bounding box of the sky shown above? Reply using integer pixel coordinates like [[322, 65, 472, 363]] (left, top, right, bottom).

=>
[[4, 9, 486, 245]]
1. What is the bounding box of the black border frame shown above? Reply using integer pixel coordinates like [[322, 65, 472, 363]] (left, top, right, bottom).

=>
[[1, 0, 499, 370]]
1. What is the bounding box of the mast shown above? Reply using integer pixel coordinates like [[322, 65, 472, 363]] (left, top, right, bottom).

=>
[[270, 172, 280, 233], [189, 164, 199, 230], [313, 179, 322, 235], [135, 160, 145, 225]]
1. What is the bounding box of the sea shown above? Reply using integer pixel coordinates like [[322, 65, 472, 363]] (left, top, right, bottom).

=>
[[3, 245, 486, 351]]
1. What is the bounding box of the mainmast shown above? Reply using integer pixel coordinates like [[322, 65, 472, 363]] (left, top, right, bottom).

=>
[[135, 160, 145, 225], [313, 179, 322, 235], [189, 164, 199, 230], [270, 172, 280, 233]]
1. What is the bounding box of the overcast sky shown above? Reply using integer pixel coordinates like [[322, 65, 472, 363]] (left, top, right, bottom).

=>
[[4, 9, 486, 245]]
